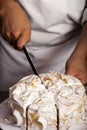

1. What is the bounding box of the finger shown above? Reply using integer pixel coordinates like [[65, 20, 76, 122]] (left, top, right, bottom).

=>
[[16, 30, 31, 49], [8, 29, 24, 47], [65, 67, 80, 79], [1, 29, 20, 44], [65, 69, 87, 85], [1, 30, 11, 42], [10, 30, 21, 41]]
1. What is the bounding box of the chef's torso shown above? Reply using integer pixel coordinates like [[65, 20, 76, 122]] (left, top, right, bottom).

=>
[[17, 0, 86, 47]]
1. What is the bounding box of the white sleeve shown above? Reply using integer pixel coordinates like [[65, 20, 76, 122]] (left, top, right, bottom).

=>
[[81, 1, 87, 25]]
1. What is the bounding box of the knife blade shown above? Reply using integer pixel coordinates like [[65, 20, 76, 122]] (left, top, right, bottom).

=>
[[23, 46, 39, 76]]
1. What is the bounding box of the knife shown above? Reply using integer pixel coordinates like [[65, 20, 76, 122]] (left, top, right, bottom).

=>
[[23, 46, 39, 76]]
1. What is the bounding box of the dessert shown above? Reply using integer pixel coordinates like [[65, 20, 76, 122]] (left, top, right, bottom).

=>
[[9, 72, 87, 130]]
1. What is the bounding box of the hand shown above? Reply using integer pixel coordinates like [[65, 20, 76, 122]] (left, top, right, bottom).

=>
[[65, 56, 87, 86], [0, 0, 31, 49]]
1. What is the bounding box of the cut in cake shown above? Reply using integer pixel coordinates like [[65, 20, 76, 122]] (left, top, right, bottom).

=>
[[9, 72, 87, 130]]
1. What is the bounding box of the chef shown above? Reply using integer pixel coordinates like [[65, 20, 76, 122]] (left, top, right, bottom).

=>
[[0, 0, 87, 91]]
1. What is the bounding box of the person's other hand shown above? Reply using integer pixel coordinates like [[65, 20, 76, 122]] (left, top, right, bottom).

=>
[[0, 0, 31, 49], [65, 57, 87, 86]]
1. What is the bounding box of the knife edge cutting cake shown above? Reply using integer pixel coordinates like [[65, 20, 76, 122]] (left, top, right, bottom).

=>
[[9, 72, 87, 130]]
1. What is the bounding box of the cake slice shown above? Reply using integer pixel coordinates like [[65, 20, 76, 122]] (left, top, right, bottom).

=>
[[26, 91, 57, 130], [9, 75, 46, 129]]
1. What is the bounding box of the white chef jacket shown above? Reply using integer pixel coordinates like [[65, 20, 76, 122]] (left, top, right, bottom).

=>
[[0, 0, 87, 91]]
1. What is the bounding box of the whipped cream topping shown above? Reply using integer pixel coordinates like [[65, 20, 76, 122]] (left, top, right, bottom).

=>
[[9, 75, 46, 110]]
